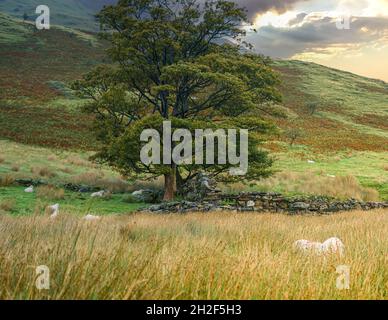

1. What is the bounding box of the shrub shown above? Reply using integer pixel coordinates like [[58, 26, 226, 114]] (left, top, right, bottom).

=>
[[71, 172, 131, 193], [362, 188, 380, 202], [31, 166, 56, 178], [285, 128, 304, 146], [305, 101, 320, 115], [0, 174, 15, 187], [47, 154, 58, 161], [36, 185, 65, 200], [11, 164, 20, 172], [33, 200, 48, 216], [65, 155, 96, 168], [0, 198, 16, 212], [0, 156, 5, 164], [59, 167, 73, 174]]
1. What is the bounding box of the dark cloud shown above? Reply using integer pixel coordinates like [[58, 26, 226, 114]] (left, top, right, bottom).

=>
[[234, 0, 308, 19], [288, 12, 308, 26], [245, 15, 388, 58]]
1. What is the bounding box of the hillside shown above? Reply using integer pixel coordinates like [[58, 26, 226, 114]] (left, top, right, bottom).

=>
[[0, 0, 116, 31], [272, 60, 388, 152], [0, 12, 106, 149], [0, 13, 387, 200]]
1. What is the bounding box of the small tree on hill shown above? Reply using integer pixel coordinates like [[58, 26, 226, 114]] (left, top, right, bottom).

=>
[[73, 0, 282, 200]]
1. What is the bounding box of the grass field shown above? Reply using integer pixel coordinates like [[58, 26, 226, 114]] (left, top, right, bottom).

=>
[[0, 186, 145, 216], [0, 210, 386, 300]]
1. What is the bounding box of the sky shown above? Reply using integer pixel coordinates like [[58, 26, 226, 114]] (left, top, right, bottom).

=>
[[237, 0, 388, 82]]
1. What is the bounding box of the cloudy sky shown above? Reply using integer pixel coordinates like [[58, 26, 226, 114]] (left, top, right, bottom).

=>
[[238, 0, 388, 81]]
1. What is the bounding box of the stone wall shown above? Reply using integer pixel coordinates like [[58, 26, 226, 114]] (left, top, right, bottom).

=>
[[147, 192, 388, 214]]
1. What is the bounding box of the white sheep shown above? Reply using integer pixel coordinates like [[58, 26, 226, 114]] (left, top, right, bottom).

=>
[[294, 240, 324, 254], [83, 214, 101, 221], [294, 237, 345, 256], [48, 204, 60, 219], [307, 160, 315, 164], [24, 185, 34, 193], [321, 237, 345, 256], [91, 190, 105, 198]]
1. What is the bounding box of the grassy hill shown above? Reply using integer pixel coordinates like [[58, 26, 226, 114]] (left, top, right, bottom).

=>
[[0, 12, 387, 200], [0, 13, 106, 149], [0, 0, 115, 31]]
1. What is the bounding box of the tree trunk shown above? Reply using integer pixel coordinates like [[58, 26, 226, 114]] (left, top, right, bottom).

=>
[[163, 168, 176, 201], [176, 169, 185, 191]]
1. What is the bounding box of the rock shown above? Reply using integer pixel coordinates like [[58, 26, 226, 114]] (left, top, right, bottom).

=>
[[131, 189, 162, 203], [24, 186, 34, 193], [247, 200, 255, 207], [291, 202, 310, 210], [91, 190, 106, 198], [79, 186, 92, 193], [181, 173, 221, 201], [141, 190, 388, 215], [149, 204, 163, 212]]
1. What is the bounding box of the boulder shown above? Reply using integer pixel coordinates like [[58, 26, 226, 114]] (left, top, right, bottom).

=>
[[291, 202, 310, 210], [181, 173, 221, 201], [131, 189, 162, 203]]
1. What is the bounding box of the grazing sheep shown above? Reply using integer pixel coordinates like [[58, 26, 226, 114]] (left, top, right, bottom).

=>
[[48, 204, 59, 219], [321, 237, 345, 256], [294, 239, 324, 254], [327, 174, 336, 178], [91, 190, 105, 198], [83, 214, 101, 221], [307, 160, 315, 164], [24, 186, 34, 193], [294, 237, 344, 256]]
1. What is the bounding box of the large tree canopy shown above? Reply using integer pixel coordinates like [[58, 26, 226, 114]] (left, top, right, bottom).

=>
[[72, 0, 282, 200]]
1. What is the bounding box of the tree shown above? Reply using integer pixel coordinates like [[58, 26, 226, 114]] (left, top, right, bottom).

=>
[[285, 127, 303, 146], [23, 12, 29, 22], [72, 0, 282, 200], [305, 101, 319, 115]]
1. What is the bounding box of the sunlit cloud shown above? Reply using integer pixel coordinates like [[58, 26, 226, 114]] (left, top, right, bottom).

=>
[[244, 0, 388, 81]]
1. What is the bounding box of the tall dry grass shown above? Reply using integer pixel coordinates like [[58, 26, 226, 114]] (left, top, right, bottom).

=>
[[31, 166, 57, 178], [255, 172, 379, 201], [0, 174, 15, 187], [70, 172, 131, 193], [0, 198, 16, 212], [36, 185, 65, 200], [0, 210, 387, 300]]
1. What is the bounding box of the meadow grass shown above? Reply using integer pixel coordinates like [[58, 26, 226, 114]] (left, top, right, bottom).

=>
[[0, 210, 386, 300], [270, 149, 388, 200], [0, 140, 130, 191], [0, 186, 145, 216]]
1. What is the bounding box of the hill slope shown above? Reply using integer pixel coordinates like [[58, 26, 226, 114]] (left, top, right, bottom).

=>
[[0, 13, 106, 149], [272, 60, 388, 152], [0, 0, 116, 31]]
